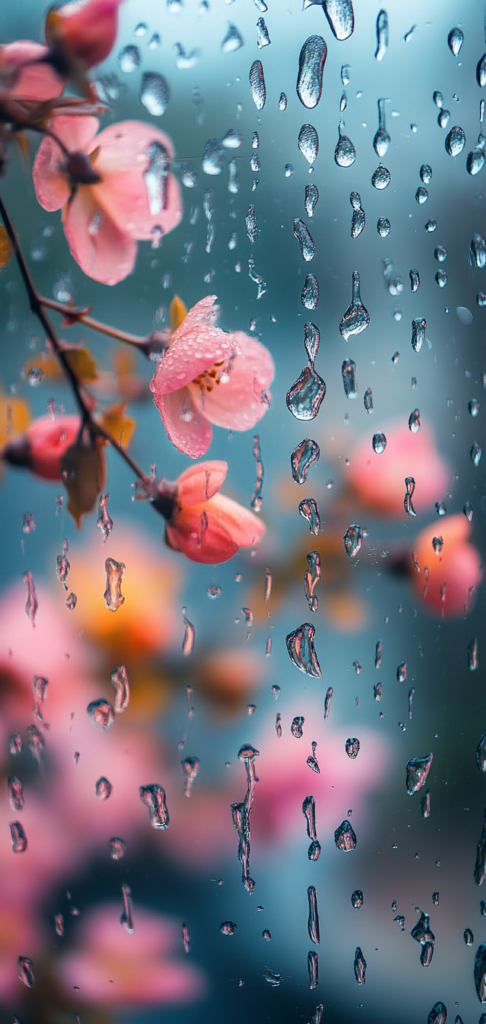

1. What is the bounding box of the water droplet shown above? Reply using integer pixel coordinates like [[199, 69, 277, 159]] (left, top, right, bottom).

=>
[[286, 622, 321, 677], [302, 274, 319, 309], [471, 234, 486, 268], [174, 42, 201, 68], [475, 945, 486, 1003], [335, 820, 357, 851], [307, 885, 320, 943], [467, 138, 486, 176], [111, 665, 130, 713], [477, 54, 486, 87], [95, 776, 112, 800], [420, 163, 432, 184], [377, 217, 391, 237], [409, 408, 420, 433], [323, 0, 354, 40], [438, 108, 450, 128], [375, 9, 388, 61], [222, 129, 242, 150], [202, 138, 223, 176], [464, 927, 474, 946], [109, 837, 125, 859], [87, 699, 115, 730], [182, 607, 195, 655], [149, 32, 161, 47], [303, 322, 320, 365], [339, 271, 370, 340], [415, 187, 428, 206], [427, 1003, 447, 1024], [294, 219, 316, 261], [291, 715, 305, 739], [298, 123, 319, 165], [448, 27, 464, 56], [18, 956, 34, 987], [469, 398, 480, 417], [103, 557, 125, 612], [27, 724, 45, 770], [334, 122, 356, 167], [140, 72, 170, 116], [435, 500, 447, 517], [23, 570, 38, 626], [308, 950, 319, 988], [118, 45, 140, 72], [279, 91, 287, 110], [406, 753, 433, 794], [291, 439, 320, 484], [286, 366, 326, 420], [345, 737, 360, 759], [351, 889, 363, 908], [299, 498, 320, 535], [464, 502, 474, 522], [421, 791, 431, 818], [456, 305, 473, 325], [10, 821, 27, 853], [221, 22, 244, 51], [256, 16, 271, 47], [371, 164, 391, 189], [264, 967, 281, 986], [445, 126, 466, 156], [304, 550, 321, 612], [249, 59, 266, 109], [374, 98, 390, 156], [354, 947, 366, 984], [411, 317, 426, 353], [372, 432, 387, 454], [350, 192, 365, 238], [9, 734, 22, 755], [436, 270, 447, 287], [297, 35, 327, 109], [96, 493, 113, 543], [471, 441, 482, 467], [341, 358, 357, 399], [8, 775, 24, 812], [140, 784, 169, 828], [182, 755, 200, 796]]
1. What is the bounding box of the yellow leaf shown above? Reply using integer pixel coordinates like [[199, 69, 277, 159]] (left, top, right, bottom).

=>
[[170, 294, 187, 333], [0, 226, 13, 269], [0, 391, 30, 440], [64, 347, 98, 383], [100, 403, 136, 448], [112, 348, 136, 377], [61, 440, 106, 528], [24, 352, 61, 380]]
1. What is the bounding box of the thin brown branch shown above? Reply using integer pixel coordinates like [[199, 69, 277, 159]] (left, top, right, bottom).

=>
[[39, 295, 149, 349]]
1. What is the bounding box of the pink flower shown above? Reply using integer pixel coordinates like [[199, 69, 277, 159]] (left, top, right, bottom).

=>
[[411, 513, 481, 617], [161, 460, 265, 564], [2, 414, 81, 480], [45, 0, 122, 70], [0, 41, 63, 101], [150, 296, 274, 458], [33, 116, 182, 284], [347, 418, 450, 517], [56, 904, 207, 1007]]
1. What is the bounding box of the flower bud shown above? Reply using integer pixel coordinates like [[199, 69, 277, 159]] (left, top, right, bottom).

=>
[[46, 0, 123, 71]]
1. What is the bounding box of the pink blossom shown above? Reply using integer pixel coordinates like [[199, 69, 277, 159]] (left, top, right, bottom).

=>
[[56, 904, 207, 1007], [33, 116, 182, 284], [347, 418, 450, 517], [411, 513, 481, 617], [164, 460, 265, 563], [2, 413, 81, 481], [45, 0, 122, 70], [0, 41, 63, 101], [150, 296, 274, 458]]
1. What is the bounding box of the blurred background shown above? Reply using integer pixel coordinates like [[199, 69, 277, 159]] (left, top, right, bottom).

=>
[[0, 0, 485, 1021]]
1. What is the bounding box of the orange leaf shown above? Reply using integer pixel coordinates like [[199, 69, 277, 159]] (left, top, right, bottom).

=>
[[100, 403, 135, 448], [170, 294, 187, 333], [63, 347, 98, 382], [61, 439, 106, 528], [0, 226, 13, 269]]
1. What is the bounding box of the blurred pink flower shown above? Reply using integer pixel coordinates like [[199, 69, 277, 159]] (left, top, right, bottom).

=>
[[0, 41, 63, 100], [164, 460, 265, 563], [150, 296, 274, 458], [2, 413, 81, 481], [33, 116, 182, 284], [411, 513, 481, 617], [347, 418, 450, 517], [56, 904, 207, 1007], [46, 0, 122, 70]]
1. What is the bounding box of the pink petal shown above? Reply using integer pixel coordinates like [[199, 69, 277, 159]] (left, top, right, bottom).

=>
[[1, 41, 63, 101], [166, 505, 239, 564], [191, 331, 274, 431], [151, 297, 234, 394], [177, 460, 227, 505], [154, 386, 213, 458], [50, 0, 122, 68], [90, 121, 182, 240], [63, 186, 137, 285], [33, 116, 99, 212], [208, 493, 266, 547]]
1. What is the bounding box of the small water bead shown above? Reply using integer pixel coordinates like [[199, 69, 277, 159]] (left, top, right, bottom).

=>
[[104, 558, 125, 612], [18, 956, 34, 988], [340, 271, 370, 340], [436, 271, 447, 287], [420, 163, 432, 184], [140, 73, 170, 116], [471, 441, 482, 467], [111, 665, 130, 713], [286, 366, 326, 420], [434, 500, 447, 517], [342, 359, 358, 398], [27, 367, 43, 387], [118, 45, 140, 72], [373, 98, 390, 157], [340, 91, 347, 112], [477, 54, 486, 89], [433, 90, 443, 109], [264, 968, 281, 986], [302, 274, 319, 309], [334, 122, 356, 167], [467, 139, 486, 176], [371, 164, 391, 189], [404, 477, 417, 517], [341, 63, 351, 87], [478, 292, 486, 306], [464, 928, 474, 946], [291, 439, 320, 484], [202, 138, 223, 176], [297, 35, 327, 110], [304, 322, 320, 364], [364, 388, 373, 413], [291, 716, 305, 739], [299, 498, 320, 535], [279, 92, 287, 111], [350, 192, 365, 239], [8, 775, 24, 812], [334, 820, 357, 851], [304, 550, 321, 612], [298, 123, 319, 166], [372, 432, 387, 454], [469, 398, 480, 417], [182, 756, 200, 797], [221, 23, 243, 51], [285, 622, 321, 677], [432, 535, 443, 555], [409, 408, 420, 433], [471, 233, 486, 268], [375, 9, 388, 61], [377, 217, 391, 237], [406, 753, 433, 794], [351, 889, 363, 909], [345, 737, 360, 759], [284, 164, 294, 177], [256, 17, 270, 47], [220, 921, 236, 935], [415, 187, 428, 205], [109, 837, 125, 860], [293, 219, 316, 261], [87, 699, 115, 730], [435, 246, 447, 262], [448, 27, 464, 57], [9, 734, 22, 755], [438, 109, 450, 128], [425, 219, 437, 232], [149, 32, 161, 47], [354, 947, 367, 984], [10, 821, 28, 853], [411, 318, 426, 353], [140, 784, 169, 828], [456, 305, 473, 325], [344, 524, 367, 557], [249, 59, 266, 109], [463, 501, 474, 523], [445, 126, 465, 156], [96, 776, 113, 800], [323, 0, 354, 40]]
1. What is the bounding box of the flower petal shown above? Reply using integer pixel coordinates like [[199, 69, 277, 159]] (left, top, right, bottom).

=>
[[177, 461, 228, 506], [166, 504, 239, 564], [90, 121, 182, 240], [191, 331, 274, 431], [1, 41, 64, 101], [33, 116, 100, 212], [208, 493, 266, 547], [47, 0, 122, 69], [63, 187, 137, 285], [151, 297, 234, 395], [155, 386, 213, 458]]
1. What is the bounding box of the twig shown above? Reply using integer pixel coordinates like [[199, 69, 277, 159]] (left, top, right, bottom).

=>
[[39, 296, 150, 349], [0, 193, 148, 483]]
